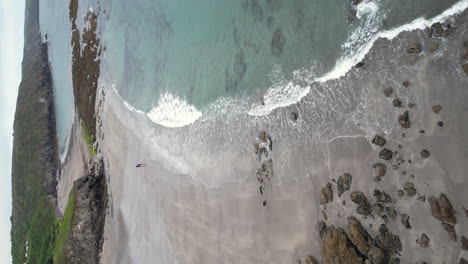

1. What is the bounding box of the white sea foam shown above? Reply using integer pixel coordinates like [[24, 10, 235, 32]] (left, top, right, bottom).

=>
[[146, 93, 202, 128], [250, 0, 468, 116], [248, 64, 312, 116], [317, 0, 468, 83]]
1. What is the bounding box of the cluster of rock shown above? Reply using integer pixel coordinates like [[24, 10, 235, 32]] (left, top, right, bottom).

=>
[[254, 131, 274, 206], [316, 217, 402, 264]]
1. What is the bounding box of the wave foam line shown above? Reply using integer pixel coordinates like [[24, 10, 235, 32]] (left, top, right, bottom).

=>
[[146, 92, 202, 128], [317, 0, 468, 83]]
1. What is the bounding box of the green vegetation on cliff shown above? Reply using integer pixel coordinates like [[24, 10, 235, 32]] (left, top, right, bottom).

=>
[[10, 0, 59, 263]]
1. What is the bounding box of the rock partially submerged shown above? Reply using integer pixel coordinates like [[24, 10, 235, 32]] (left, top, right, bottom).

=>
[[383, 87, 393, 97], [373, 163, 386, 178], [406, 44, 422, 54], [432, 105, 442, 113], [462, 236, 468, 251], [398, 111, 411, 128], [379, 148, 393, 160], [442, 222, 457, 242], [320, 183, 334, 205], [420, 149, 430, 158], [372, 135, 386, 147], [403, 182, 416, 197], [271, 29, 286, 57], [400, 214, 411, 229], [350, 192, 372, 216], [336, 173, 352, 197], [321, 226, 364, 264], [374, 190, 392, 204], [428, 193, 457, 224], [417, 233, 430, 248]]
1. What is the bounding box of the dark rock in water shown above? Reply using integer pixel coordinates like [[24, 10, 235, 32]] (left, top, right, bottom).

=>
[[337, 173, 352, 197], [374, 176, 382, 182], [463, 63, 468, 76], [304, 256, 319, 264], [420, 149, 430, 158], [407, 44, 422, 54], [372, 134, 386, 147], [408, 102, 416, 108], [462, 236, 468, 251], [419, 130, 425, 134], [320, 225, 364, 264], [374, 190, 392, 203], [350, 192, 372, 216], [428, 41, 440, 52], [400, 214, 411, 229], [352, 0, 363, 5], [373, 203, 384, 216], [318, 221, 327, 238], [417, 233, 430, 248], [398, 111, 411, 128], [271, 29, 286, 57], [392, 98, 403, 108], [442, 222, 457, 242], [385, 206, 397, 220], [263, 200, 267, 206], [402, 80, 411, 88], [320, 183, 334, 205], [429, 193, 457, 224], [432, 105, 442, 113], [403, 182, 416, 197], [437, 121, 444, 127], [417, 195, 426, 202], [379, 148, 393, 160], [383, 87, 393, 97], [389, 257, 401, 264], [397, 190, 404, 198], [460, 257, 468, 264], [322, 210, 328, 221], [266, 16, 275, 29], [431, 23, 443, 38], [355, 61, 365, 68], [347, 216, 373, 255], [376, 224, 402, 254], [289, 111, 298, 121], [373, 163, 386, 177]]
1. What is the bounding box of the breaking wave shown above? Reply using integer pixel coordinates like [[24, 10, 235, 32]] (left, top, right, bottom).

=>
[[146, 93, 202, 128]]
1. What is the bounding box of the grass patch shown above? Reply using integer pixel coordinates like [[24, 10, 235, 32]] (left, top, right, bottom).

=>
[[82, 123, 97, 156], [53, 189, 76, 264]]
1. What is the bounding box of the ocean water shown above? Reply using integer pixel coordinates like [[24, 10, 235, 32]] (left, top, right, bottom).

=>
[[101, 0, 458, 127], [39, 0, 75, 160]]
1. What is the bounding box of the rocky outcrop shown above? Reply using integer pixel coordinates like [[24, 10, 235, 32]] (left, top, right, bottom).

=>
[[372, 135, 386, 147], [64, 161, 108, 264], [320, 183, 334, 205], [320, 219, 401, 264], [336, 173, 352, 197], [320, 226, 364, 264], [379, 149, 393, 160], [350, 192, 372, 216], [417, 233, 430, 248], [442, 222, 457, 242], [428, 193, 457, 224], [406, 44, 422, 54], [462, 236, 468, 251], [398, 111, 411, 128]]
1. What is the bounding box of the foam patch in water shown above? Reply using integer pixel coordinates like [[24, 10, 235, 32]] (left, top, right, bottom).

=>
[[146, 92, 202, 128]]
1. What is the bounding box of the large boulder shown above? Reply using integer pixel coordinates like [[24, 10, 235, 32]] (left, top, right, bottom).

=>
[[321, 226, 364, 264], [428, 193, 457, 224]]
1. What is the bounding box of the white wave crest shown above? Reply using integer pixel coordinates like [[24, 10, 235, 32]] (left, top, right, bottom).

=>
[[146, 92, 202, 128], [317, 0, 468, 83], [248, 65, 311, 116]]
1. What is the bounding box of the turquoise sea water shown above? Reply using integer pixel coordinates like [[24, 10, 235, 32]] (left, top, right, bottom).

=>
[[39, 0, 74, 159], [102, 0, 457, 118], [38, 0, 460, 150]]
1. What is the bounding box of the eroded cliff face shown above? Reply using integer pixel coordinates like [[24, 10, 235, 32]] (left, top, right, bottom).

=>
[[64, 161, 108, 264]]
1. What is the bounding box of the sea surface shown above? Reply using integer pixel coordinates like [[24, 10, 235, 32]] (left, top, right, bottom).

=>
[[38, 0, 461, 152], [39, 0, 75, 161]]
